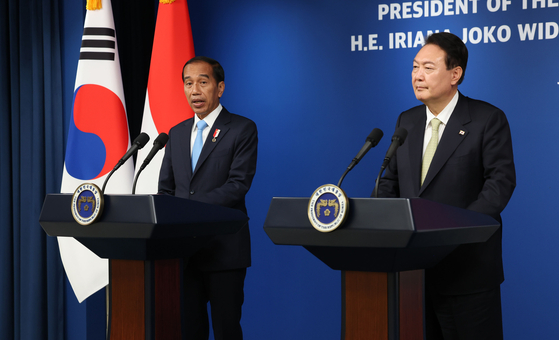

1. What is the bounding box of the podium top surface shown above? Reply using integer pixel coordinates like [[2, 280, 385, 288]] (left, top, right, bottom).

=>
[[264, 197, 499, 249], [40, 194, 249, 240]]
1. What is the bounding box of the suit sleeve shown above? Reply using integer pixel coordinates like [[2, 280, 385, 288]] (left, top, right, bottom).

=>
[[467, 109, 516, 219]]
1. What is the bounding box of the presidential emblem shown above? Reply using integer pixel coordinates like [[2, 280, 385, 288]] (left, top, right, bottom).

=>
[[71, 183, 104, 225], [308, 184, 349, 232]]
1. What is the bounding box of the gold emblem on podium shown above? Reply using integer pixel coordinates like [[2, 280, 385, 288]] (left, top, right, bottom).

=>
[[308, 184, 349, 232], [71, 183, 104, 225]]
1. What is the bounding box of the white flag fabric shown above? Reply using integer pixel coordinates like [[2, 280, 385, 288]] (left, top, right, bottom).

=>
[[134, 0, 195, 194], [59, 0, 133, 303]]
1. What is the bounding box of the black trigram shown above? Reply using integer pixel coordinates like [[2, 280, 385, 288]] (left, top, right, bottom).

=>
[[80, 27, 116, 61]]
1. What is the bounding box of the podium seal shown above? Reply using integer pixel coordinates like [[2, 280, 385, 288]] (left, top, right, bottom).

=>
[[308, 184, 349, 232], [71, 183, 104, 225]]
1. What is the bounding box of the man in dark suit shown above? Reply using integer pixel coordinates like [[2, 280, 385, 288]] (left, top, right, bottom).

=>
[[377, 32, 515, 339], [158, 56, 258, 340]]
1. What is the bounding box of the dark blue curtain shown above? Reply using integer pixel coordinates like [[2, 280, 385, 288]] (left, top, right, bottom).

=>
[[0, 0, 65, 339]]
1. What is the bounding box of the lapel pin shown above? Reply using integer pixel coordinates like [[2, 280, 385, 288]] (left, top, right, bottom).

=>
[[212, 128, 221, 142], [459, 130, 465, 136]]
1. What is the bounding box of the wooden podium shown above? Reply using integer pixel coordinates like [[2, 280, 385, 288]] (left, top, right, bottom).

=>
[[263, 197, 499, 340], [39, 194, 249, 340]]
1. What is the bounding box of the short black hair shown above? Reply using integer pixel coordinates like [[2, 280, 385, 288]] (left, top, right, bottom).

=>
[[182, 56, 225, 84], [425, 32, 468, 85]]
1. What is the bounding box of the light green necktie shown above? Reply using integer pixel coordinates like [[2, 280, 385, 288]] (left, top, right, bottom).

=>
[[421, 118, 442, 185]]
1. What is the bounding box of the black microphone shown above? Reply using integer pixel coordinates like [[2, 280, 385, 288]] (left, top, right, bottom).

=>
[[132, 133, 169, 194], [139, 133, 169, 171], [381, 127, 408, 169], [337, 128, 384, 187], [347, 128, 384, 172], [115, 132, 150, 170], [101, 132, 150, 193], [373, 127, 408, 198]]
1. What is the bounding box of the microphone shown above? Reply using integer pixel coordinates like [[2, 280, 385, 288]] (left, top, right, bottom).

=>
[[347, 128, 384, 172], [132, 132, 169, 194], [373, 127, 408, 197], [337, 128, 384, 187], [101, 132, 150, 193], [115, 132, 150, 170], [381, 127, 408, 169], [138, 132, 169, 172]]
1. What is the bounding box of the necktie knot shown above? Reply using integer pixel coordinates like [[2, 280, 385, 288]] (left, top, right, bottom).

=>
[[421, 118, 442, 186], [431, 118, 441, 132], [197, 120, 208, 131]]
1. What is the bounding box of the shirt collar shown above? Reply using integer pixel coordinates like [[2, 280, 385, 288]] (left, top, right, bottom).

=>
[[425, 91, 459, 128], [193, 103, 222, 130]]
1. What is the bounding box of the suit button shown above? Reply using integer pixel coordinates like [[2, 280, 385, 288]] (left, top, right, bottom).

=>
[[190, 190, 195, 195]]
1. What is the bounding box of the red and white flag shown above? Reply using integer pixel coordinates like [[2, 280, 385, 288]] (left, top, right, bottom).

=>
[[59, 0, 133, 302], [135, 0, 196, 193]]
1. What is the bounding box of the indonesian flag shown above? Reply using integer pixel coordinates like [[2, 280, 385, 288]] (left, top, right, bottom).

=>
[[134, 0, 195, 194], [59, 0, 133, 302]]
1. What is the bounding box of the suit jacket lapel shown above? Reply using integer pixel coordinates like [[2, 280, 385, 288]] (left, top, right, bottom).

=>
[[192, 107, 231, 175], [179, 119, 195, 179], [419, 93, 471, 194]]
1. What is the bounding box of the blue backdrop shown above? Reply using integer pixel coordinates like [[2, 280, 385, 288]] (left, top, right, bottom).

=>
[[59, 0, 559, 339]]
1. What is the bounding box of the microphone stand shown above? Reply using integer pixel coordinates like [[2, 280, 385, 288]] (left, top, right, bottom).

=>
[[131, 164, 148, 194], [337, 168, 351, 188], [101, 168, 117, 194], [373, 166, 384, 198]]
